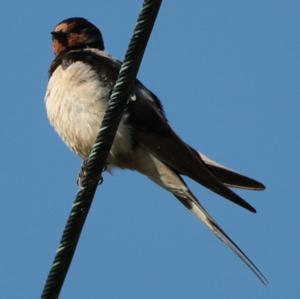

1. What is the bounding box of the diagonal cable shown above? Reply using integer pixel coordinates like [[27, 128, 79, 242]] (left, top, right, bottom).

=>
[[41, 1, 162, 298]]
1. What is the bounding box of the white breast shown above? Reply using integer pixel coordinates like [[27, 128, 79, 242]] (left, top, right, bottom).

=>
[[45, 61, 133, 164]]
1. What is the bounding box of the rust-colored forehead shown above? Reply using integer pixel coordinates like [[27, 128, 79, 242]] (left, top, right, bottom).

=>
[[53, 22, 76, 32]]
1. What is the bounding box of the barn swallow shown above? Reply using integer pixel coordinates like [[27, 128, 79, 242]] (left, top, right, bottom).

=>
[[45, 17, 267, 283]]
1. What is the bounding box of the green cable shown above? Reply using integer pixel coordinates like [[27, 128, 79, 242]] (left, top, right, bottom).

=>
[[41, 1, 162, 298]]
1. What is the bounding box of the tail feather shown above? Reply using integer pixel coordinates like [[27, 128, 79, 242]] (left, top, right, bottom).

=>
[[175, 192, 268, 285], [196, 151, 265, 190], [140, 152, 267, 284]]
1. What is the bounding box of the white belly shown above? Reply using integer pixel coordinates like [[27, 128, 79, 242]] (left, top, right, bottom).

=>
[[45, 61, 132, 164]]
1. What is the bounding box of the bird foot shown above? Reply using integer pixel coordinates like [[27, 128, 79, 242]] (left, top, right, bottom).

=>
[[77, 160, 105, 189]]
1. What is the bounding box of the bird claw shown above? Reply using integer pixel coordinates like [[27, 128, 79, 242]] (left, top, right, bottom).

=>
[[77, 160, 105, 188], [77, 160, 87, 189]]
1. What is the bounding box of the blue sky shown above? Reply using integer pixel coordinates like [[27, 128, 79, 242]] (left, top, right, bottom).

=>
[[1, 1, 299, 298]]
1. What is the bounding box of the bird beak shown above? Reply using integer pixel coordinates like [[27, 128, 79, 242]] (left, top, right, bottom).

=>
[[51, 31, 67, 39]]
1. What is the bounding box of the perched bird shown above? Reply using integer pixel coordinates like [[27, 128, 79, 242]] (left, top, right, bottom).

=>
[[45, 17, 267, 283]]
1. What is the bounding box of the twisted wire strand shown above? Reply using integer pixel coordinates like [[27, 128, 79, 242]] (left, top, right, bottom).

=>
[[41, 1, 162, 298]]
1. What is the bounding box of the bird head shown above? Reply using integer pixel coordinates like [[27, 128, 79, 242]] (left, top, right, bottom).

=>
[[51, 17, 105, 56]]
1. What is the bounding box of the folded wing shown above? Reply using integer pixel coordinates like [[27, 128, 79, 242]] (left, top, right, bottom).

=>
[[127, 86, 260, 213]]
